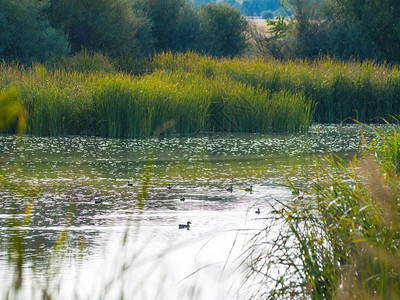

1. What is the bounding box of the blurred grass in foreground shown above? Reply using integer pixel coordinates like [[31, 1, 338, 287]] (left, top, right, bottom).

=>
[[243, 122, 400, 299]]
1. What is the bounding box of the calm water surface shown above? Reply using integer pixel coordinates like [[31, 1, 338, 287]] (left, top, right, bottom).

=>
[[0, 124, 371, 299]]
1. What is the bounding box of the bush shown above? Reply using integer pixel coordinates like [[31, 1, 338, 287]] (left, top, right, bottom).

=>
[[46, 0, 153, 57], [334, 0, 400, 62], [0, 0, 70, 63], [199, 3, 249, 57], [133, 0, 200, 52]]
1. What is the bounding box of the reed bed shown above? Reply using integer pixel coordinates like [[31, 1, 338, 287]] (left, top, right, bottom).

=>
[[242, 124, 400, 299], [2, 51, 400, 137], [150, 52, 400, 123], [0, 54, 313, 137]]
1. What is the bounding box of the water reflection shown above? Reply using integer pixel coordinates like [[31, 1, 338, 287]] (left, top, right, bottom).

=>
[[0, 124, 371, 299]]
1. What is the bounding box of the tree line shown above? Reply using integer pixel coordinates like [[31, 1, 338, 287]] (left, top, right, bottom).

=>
[[253, 0, 400, 62], [1, 0, 400, 64], [0, 0, 248, 63]]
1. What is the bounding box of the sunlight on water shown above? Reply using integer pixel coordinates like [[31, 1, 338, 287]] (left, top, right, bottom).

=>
[[0, 124, 371, 299]]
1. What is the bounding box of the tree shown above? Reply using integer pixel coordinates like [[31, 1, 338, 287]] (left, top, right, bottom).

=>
[[199, 3, 249, 57], [46, 0, 154, 56], [333, 0, 400, 62], [133, 0, 200, 52], [282, 0, 320, 36], [0, 0, 70, 62]]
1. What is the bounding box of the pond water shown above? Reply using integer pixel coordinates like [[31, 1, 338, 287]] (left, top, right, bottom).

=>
[[0, 124, 371, 299]]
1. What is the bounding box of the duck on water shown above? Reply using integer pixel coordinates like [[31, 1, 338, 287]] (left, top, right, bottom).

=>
[[244, 185, 253, 193], [179, 221, 191, 230]]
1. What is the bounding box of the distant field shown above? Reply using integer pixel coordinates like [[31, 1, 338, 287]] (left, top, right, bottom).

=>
[[246, 17, 275, 36]]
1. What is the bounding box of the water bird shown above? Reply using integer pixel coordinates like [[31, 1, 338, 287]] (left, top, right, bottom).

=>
[[255, 208, 260, 214], [128, 181, 133, 187], [244, 185, 253, 193], [95, 199, 103, 204], [167, 184, 172, 190], [180, 197, 185, 201], [226, 185, 233, 192], [179, 221, 191, 230]]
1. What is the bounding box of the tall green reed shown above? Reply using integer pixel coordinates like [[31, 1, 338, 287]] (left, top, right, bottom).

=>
[[0, 52, 314, 137], [243, 124, 400, 299], [150, 52, 400, 124], [4, 51, 399, 138]]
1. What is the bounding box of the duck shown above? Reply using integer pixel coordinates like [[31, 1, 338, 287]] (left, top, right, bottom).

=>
[[180, 197, 185, 201], [167, 184, 172, 190], [255, 208, 260, 214], [226, 185, 233, 192], [127, 181, 133, 187], [244, 185, 253, 193], [95, 199, 103, 204], [179, 221, 191, 230]]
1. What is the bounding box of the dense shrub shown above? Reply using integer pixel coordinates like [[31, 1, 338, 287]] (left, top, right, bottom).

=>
[[0, 0, 70, 63], [254, 0, 400, 62], [132, 0, 200, 52], [334, 0, 400, 62], [46, 0, 154, 56], [198, 3, 249, 57], [1, 0, 251, 61]]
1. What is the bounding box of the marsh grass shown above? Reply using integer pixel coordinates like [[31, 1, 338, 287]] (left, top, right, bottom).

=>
[[151, 52, 400, 124], [0, 52, 314, 137], [4, 51, 399, 137], [243, 124, 400, 299]]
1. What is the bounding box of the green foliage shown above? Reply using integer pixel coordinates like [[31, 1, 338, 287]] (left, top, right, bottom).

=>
[[5, 51, 400, 137], [133, 0, 199, 52], [199, 3, 249, 57], [0, 0, 70, 63], [303, 20, 376, 60], [333, 0, 400, 62], [0, 88, 26, 133], [266, 15, 289, 39], [0, 52, 315, 137], [0, 0, 252, 61], [46, 50, 116, 73], [255, 0, 400, 62], [245, 127, 400, 298], [367, 119, 400, 176], [46, 0, 154, 56], [153, 53, 400, 123], [0, 52, 400, 136]]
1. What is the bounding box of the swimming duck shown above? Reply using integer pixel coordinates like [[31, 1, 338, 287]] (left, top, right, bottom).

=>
[[95, 199, 103, 204], [255, 208, 260, 214], [180, 197, 185, 201], [128, 181, 133, 187], [226, 185, 233, 192], [167, 184, 172, 190], [244, 185, 253, 193], [179, 221, 191, 230]]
